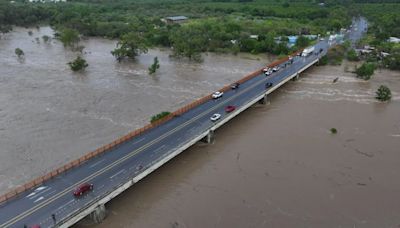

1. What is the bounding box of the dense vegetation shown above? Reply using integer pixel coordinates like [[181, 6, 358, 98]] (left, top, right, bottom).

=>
[[0, 0, 353, 59], [0, 0, 399, 65]]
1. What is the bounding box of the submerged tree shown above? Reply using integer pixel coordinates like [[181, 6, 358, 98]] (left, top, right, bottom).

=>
[[355, 63, 375, 80], [42, 35, 51, 43], [59, 28, 80, 49], [15, 48, 24, 58], [111, 32, 148, 61], [148, 57, 160, 74], [68, 56, 88, 72], [375, 85, 391, 102]]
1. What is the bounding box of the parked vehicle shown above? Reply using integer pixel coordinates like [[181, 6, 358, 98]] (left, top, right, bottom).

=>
[[231, 83, 239, 89], [265, 82, 273, 89], [210, 113, 221, 121], [225, 105, 236, 113], [272, 66, 279, 72], [73, 183, 93, 197], [212, 91, 223, 99], [301, 46, 315, 57]]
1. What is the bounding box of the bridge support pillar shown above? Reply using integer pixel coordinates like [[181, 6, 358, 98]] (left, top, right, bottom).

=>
[[89, 204, 107, 224], [201, 130, 215, 144], [292, 72, 299, 81], [258, 94, 268, 104]]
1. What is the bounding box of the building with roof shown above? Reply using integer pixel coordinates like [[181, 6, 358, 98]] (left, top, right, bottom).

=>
[[162, 16, 188, 24]]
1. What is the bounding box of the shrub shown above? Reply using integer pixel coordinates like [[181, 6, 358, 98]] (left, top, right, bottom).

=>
[[347, 49, 359, 61], [68, 56, 88, 71], [15, 48, 24, 58], [330, 128, 337, 134], [148, 57, 160, 75], [355, 63, 375, 80], [375, 85, 391, 101], [151, 111, 171, 123]]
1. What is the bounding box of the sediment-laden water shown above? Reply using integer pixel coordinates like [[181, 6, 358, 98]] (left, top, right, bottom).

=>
[[0, 26, 272, 194]]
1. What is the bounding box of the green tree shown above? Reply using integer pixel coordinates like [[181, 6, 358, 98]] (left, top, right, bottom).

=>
[[68, 56, 88, 72], [15, 48, 24, 58], [355, 63, 375, 80], [375, 85, 391, 102], [111, 32, 148, 61], [347, 49, 359, 61], [148, 57, 160, 75], [170, 25, 206, 61], [296, 36, 311, 48], [59, 28, 80, 48]]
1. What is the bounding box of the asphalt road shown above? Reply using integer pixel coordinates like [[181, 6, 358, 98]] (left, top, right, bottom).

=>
[[0, 18, 366, 228]]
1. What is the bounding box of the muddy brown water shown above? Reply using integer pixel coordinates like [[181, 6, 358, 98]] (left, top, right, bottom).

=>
[[1, 27, 400, 227], [77, 64, 400, 227], [0, 27, 272, 194]]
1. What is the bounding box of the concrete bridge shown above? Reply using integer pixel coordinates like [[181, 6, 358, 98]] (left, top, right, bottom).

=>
[[0, 18, 367, 228]]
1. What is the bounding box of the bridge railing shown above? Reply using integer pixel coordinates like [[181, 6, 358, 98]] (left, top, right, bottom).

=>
[[0, 49, 303, 205]]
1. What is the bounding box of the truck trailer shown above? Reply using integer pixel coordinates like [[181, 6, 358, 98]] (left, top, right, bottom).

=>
[[301, 46, 315, 57]]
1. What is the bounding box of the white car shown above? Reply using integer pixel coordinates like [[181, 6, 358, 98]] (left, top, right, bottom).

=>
[[210, 113, 221, 122], [212, 91, 223, 99], [264, 70, 272, 76], [272, 66, 279, 72], [262, 67, 270, 72]]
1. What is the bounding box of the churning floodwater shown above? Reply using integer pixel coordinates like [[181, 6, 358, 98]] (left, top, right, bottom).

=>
[[0, 27, 272, 194], [1, 26, 400, 227], [78, 63, 400, 227]]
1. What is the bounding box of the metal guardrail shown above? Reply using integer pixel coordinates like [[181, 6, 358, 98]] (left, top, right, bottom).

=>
[[0, 49, 303, 205]]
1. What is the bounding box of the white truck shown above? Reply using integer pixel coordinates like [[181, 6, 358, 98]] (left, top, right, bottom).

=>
[[301, 46, 315, 57]]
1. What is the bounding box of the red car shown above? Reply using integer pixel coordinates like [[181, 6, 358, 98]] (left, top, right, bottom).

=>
[[73, 183, 93, 197], [225, 105, 236, 113]]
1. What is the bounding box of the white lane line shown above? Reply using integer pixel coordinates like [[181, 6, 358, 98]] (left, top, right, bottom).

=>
[[131, 137, 145, 146], [110, 169, 126, 179], [55, 199, 75, 212], [33, 197, 45, 203], [35, 186, 47, 191], [89, 159, 105, 168], [27, 187, 51, 200]]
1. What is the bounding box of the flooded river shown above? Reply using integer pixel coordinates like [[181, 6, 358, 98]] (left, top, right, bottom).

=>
[[78, 64, 399, 227], [1, 26, 400, 227], [0, 27, 272, 194]]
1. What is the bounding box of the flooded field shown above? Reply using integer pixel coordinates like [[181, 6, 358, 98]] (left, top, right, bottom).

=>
[[77, 64, 400, 227], [0, 27, 272, 194]]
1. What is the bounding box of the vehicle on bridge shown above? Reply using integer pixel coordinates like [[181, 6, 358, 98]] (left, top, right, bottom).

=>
[[301, 46, 315, 57], [225, 105, 236, 113], [212, 91, 223, 99], [73, 183, 94, 197], [265, 82, 273, 89], [272, 66, 280, 72], [210, 113, 221, 121], [231, 83, 240, 89]]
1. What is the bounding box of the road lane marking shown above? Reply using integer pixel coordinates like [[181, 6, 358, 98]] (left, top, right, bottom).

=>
[[1, 53, 316, 227], [89, 159, 105, 168], [27, 187, 51, 200], [110, 169, 126, 179], [33, 197, 45, 203]]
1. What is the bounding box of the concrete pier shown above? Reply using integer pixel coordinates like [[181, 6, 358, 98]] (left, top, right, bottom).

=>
[[89, 204, 106, 223]]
